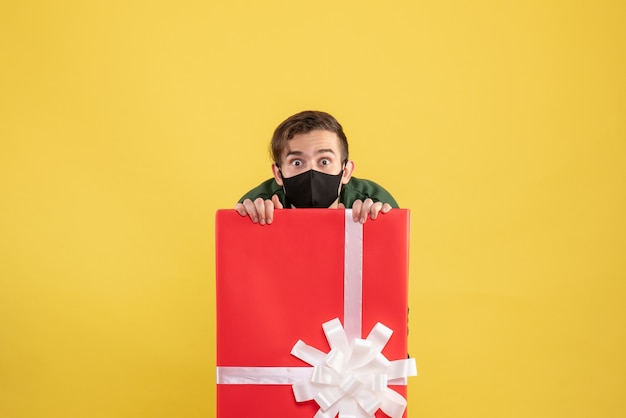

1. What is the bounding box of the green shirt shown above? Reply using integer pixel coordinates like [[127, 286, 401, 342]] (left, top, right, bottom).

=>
[[238, 177, 399, 208]]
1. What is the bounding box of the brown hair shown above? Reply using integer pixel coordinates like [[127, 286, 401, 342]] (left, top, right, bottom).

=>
[[270, 110, 349, 165]]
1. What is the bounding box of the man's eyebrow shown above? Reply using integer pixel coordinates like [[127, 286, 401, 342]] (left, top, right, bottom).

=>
[[285, 149, 336, 158], [285, 150, 304, 157], [285, 149, 336, 157]]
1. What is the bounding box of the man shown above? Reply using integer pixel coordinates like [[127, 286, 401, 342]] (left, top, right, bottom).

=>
[[235, 110, 398, 225]]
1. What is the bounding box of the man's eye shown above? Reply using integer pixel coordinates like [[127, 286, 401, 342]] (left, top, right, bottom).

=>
[[321, 158, 331, 165], [291, 160, 302, 167]]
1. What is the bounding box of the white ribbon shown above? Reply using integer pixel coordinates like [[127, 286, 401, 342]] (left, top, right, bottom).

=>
[[216, 210, 418, 417], [291, 318, 417, 418], [343, 210, 363, 341]]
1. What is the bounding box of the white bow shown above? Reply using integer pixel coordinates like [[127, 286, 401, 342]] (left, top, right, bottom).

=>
[[291, 318, 417, 418]]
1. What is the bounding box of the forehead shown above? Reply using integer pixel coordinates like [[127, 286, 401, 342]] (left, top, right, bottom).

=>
[[283, 130, 341, 158]]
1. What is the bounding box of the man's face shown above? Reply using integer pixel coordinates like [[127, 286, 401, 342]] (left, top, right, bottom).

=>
[[272, 129, 354, 208]]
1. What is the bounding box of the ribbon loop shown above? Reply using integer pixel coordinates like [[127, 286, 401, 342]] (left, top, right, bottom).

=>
[[387, 358, 418, 380], [312, 364, 339, 385], [326, 349, 346, 372], [355, 390, 382, 416], [366, 322, 393, 353], [323, 318, 351, 354], [292, 340, 327, 365], [379, 389, 408, 418], [315, 386, 345, 411]]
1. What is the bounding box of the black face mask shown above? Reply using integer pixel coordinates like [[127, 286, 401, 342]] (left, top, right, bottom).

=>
[[280, 168, 343, 208]]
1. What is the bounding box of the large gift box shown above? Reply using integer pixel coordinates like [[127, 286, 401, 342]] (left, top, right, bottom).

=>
[[215, 209, 415, 418]]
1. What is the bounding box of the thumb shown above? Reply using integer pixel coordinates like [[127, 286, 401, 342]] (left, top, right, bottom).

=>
[[272, 194, 284, 209], [337, 203, 346, 209]]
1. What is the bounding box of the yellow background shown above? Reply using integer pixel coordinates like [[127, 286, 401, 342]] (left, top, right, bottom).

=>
[[1, 1, 625, 417]]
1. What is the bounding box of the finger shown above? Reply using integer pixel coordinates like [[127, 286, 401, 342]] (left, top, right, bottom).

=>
[[369, 201, 384, 220], [381, 203, 392, 214], [272, 194, 284, 209], [253, 198, 267, 225], [337, 203, 345, 209], [265, 199, 275, 225], [360, 198, 374, 223], [234, 203, 247, 216], [351, 199, 363, 222], [242, 199, 258, 223]]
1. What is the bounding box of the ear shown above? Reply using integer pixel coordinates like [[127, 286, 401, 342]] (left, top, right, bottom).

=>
[[341, 160, 355, 185], [272, 163, 284, 186]]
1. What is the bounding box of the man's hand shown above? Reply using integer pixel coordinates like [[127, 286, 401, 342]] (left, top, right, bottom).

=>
[[234, 195, 283, 225], [340, 198, 392, 223]]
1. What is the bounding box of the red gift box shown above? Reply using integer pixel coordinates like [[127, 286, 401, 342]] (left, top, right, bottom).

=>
[[215, 209, 413, 418]]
